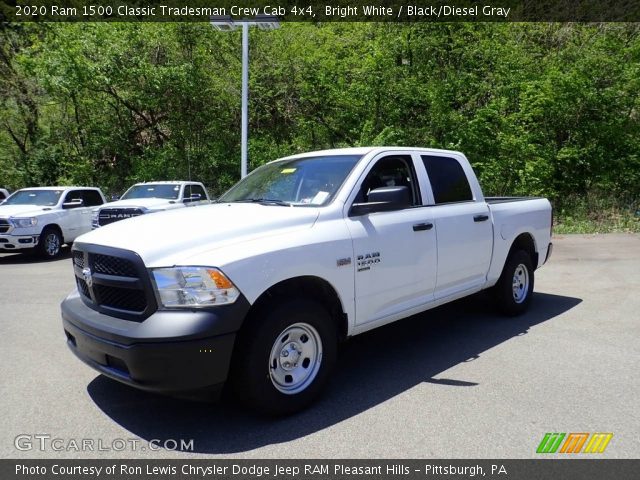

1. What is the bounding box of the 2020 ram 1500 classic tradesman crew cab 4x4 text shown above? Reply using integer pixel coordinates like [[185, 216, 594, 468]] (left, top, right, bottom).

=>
[[61, 148, 553, 414]]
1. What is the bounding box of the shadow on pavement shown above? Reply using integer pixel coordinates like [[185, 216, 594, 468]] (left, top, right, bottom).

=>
[[87, 291, 581, 454], [0, 247, 72, 264]]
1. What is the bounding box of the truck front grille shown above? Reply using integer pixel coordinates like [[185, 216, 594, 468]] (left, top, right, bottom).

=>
[[93, 254, 138, 277], [97, 208, 144, 227], [94, 284, 148, 312], [72, 245, 156, 321], [72, 250, 85, 268], [0, 219, 11, 234]]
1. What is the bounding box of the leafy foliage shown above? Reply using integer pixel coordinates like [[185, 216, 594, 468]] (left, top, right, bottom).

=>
[[1, 22, 639, 215]]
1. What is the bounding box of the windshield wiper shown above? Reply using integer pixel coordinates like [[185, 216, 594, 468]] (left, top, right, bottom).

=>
[[228, 198, 291, 206]]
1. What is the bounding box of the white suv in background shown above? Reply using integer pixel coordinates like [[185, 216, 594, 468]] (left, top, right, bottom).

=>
[[92, 181, 210, 228], [0, 187, 106, 258]]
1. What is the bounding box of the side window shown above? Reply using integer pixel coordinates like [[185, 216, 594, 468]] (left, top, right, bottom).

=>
[[81, 190, 104, 206], [184, 184, 205, 202], [356, 155, 420, 206], [190, 184, 207, 200], [422, 155, 473, 204], [63, 190, 84, 205]]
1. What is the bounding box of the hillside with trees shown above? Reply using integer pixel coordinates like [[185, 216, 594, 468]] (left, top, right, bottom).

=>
[[1, 22, 639, 231]]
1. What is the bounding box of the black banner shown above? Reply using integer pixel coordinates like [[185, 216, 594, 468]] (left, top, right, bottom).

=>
[[2, 460, 640, 480], [1, 0, 640, 22]]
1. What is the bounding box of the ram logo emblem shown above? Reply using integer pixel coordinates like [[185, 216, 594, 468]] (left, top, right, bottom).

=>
[[82, 267, 93, 288]]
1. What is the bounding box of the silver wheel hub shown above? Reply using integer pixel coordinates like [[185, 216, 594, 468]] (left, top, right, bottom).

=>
[[512, 263, 529, 304], [44, 233, 60, 256], [269, 322, 323, 395]]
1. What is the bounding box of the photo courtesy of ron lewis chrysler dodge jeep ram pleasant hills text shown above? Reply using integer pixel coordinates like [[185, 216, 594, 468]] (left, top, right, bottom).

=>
[[61, 147, 553, 415]]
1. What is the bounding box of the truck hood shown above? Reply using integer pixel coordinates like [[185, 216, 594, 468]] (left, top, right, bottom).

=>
[[0, 204, 54, 217], [100, 198, 177, 210], [76, 203, 320, 266]]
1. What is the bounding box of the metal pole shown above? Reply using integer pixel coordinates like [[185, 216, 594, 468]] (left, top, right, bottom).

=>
[[241, 22, 249, 178]]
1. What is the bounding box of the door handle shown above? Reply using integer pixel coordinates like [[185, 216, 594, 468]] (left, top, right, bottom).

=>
[[474, 214, 489, 222], [413, 222, 433, 232]]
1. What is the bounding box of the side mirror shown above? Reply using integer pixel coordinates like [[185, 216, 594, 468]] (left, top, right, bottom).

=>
[[62, 199, 84, 209], [183, 194, 202, 203], [349, 186, 412, 216]]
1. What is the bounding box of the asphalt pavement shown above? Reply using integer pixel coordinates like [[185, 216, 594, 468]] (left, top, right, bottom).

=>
[[1, 234, 638, 458]]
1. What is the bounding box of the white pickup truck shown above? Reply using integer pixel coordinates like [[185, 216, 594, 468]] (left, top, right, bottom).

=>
[[0, 186, 106, 258], [61, 147, 552, 414], [92, 181, 210, 228]]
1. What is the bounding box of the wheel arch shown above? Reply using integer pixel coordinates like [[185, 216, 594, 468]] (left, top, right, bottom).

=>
[[245, 276, 349, 342], [508, 232, 538, 268], [40, 223, 64, 241]]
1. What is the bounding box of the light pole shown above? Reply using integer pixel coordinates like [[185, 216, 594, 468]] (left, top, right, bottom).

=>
[[210, 15, 280, 178]]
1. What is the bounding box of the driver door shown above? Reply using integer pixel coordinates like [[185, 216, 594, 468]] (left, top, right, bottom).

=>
[[59, 189, 90, 241], [345, 153, 438, 326]]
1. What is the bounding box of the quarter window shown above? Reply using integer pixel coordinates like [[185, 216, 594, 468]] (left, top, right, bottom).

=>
[[422, 155, 473, 204]]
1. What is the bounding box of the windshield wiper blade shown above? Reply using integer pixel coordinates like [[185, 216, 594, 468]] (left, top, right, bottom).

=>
[[231, 198, 291, 206]]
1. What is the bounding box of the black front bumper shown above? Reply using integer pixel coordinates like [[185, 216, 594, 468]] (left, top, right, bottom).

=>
[[61, 292, 250, 398]]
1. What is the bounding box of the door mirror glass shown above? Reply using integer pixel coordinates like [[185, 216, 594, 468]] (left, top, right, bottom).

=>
[[350, 186, 411, 216]]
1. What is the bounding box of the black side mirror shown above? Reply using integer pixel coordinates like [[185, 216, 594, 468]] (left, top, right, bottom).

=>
[[62, 199, 84, 209], [349, 186, 411, 216]]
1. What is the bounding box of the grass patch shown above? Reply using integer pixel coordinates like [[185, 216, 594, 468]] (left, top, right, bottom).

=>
[[553, 194, 640, 234]]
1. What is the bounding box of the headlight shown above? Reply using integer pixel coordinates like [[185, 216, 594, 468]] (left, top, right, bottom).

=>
[[151, 267, 240, 307], [11, 217, 37, 228]]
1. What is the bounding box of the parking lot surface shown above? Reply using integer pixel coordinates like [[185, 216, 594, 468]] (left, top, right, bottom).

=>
[[1, 234, 639, 458]]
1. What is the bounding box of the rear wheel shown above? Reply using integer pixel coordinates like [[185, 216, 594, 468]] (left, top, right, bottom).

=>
[[493, 250, 534, 316], [37, 227, 62, 259], [230, 298, 337, 415]]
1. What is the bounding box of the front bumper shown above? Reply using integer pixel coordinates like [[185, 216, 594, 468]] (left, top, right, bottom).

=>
[[0, 233, 39, 250], [61, 291, 250, 398]]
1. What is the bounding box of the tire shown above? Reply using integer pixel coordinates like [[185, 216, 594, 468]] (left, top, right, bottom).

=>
[[493, 249, 535, 316], [229, 298, 337, 415], [37, 227, 62, 259]]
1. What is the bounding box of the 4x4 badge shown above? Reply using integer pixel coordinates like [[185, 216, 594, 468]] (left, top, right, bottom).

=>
[[336, 257, 351, 267]]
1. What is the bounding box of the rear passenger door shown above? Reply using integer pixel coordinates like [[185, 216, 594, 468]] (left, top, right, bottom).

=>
[[421, 155, 493, 299]]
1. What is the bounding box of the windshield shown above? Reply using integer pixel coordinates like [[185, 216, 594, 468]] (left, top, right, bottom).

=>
[[3, 189, 63, 206], [120, 184, 181, 200], [218, 155, 362, 206]]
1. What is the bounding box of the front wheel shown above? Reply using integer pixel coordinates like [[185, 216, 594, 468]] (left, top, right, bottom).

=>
[[493, 250, 535, 316], [230, 298, 337, 415], [37, 227, 62, 259]]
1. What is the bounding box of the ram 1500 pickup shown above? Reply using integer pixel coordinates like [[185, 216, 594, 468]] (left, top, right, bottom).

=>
[[0, 186, 106, 258], [61, 147, 553, 414], [92, 181, 210, 228]]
